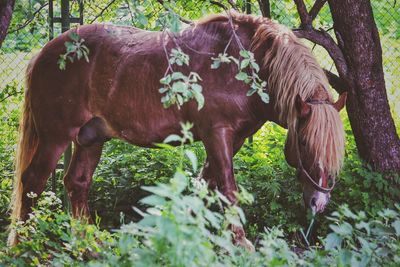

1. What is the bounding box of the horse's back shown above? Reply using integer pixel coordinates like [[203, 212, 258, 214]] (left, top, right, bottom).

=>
[[26, 22, 269, 146], [28, 24, 181, 144]]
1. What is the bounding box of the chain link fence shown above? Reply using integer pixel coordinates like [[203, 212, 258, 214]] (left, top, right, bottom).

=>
[[0, 0, 399, 119]]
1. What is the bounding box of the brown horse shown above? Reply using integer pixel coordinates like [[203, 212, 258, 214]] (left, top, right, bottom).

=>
[[8, 12, 347, 247]]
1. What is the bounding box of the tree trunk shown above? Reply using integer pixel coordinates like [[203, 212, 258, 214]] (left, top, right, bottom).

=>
[[0, 0, 15, 48], [328, 0, 400, 172]]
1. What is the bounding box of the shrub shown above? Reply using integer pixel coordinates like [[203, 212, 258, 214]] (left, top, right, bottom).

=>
[[2, 179, 399, 266]]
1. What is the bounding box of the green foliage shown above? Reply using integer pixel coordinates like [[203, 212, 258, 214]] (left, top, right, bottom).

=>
[[212, 50, 269, 103], [2, 173, 399, 266], [58, 32, 90, 70], [1, 191, 113, 266], [159, 49, 204, 110], [1, 1, 400, 265], [321, 205, 400, 266]]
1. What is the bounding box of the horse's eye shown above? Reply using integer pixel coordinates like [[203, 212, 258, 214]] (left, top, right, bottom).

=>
[[301, 140, 306, 146]]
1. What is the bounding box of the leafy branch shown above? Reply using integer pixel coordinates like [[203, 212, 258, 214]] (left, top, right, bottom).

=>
[[8, 2, 49, 34], [162, 122, 196, 171], [159, 48, 205, 110], [211, 50, 269, 103], [211, 11, 269, 103], [57, 32, 90, 71]]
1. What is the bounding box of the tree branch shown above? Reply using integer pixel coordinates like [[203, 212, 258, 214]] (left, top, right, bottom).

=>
[[156, 0, 193, 25], [89, 0, 119, 24], [309, 0, 327, 21], [0, 91, 20, 103], [294, 28, 348, 79], [257, 0, 271, 18], [209, 0, 229, 11], [293, 0, 312, 29], [8, 3, 48, 34], [227, 0, 239, 10]]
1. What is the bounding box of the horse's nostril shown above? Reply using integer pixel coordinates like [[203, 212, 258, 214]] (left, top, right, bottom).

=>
[[310, 197, 317, 207]]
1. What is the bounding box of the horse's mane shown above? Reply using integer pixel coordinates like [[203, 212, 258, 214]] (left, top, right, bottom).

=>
[[250, 15, 344, 175], [197, 12, 344, 175]]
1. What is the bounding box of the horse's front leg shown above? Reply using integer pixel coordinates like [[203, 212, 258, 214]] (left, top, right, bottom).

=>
[[202, 127, 254, 251]]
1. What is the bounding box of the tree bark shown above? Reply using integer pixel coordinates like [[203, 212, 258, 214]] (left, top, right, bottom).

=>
[[0, 0, 15, 48], [257, 0, 271, 18], [328, 0, 400, 172]]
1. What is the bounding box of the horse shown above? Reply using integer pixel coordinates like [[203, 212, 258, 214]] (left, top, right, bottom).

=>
[[8, 11, 347, 248]]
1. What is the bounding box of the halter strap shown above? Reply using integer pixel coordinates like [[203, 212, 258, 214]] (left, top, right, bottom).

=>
[[295, 121, 335, 194], [306, 99, 332, 105]]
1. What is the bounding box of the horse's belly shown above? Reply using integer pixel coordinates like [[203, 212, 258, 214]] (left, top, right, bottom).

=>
[[100, 108, 182, 147]]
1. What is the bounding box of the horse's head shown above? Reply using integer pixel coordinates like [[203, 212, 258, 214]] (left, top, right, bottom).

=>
[[284, 93, 347, 213]]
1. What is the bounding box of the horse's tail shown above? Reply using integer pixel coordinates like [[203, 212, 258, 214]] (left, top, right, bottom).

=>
[[8, 54, 39, 246]]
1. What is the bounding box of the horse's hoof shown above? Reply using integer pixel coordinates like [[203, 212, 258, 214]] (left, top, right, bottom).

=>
[[235, 237, 255, 252]]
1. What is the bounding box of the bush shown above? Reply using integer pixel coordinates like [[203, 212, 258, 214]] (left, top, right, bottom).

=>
[[2, 178, 399, 266]]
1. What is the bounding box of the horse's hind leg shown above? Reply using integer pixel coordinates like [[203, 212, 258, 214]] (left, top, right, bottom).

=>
[[20, 140, 69, 221], [63, 142, 103, 218]]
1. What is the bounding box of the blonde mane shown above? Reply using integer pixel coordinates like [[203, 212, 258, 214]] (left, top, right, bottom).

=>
[[251, 18, 345, 175]]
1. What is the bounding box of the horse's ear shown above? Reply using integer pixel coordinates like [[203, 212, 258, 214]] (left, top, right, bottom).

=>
[[295, 94, 311, 118], [333, 92, 347, 112]]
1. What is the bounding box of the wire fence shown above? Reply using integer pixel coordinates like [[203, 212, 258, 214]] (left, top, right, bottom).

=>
[[0, 0, 399, 113]]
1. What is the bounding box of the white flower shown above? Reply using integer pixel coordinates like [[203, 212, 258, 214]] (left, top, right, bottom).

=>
[[27, 192, 37, 198]]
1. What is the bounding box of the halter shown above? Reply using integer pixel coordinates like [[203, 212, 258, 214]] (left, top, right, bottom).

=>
[[295, 99, 336, 194]]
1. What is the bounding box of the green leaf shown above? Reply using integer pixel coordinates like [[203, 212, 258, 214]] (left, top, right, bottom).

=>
[[235, 72, 248, 81], [76, 49, 82, 60], [159, 87, 169, 94], [211, 60, 221, 69], [171, 72, 186, 80], [184, 150, 197, 172], [154, 143, 174, 150], [193, 90, 204, 110], [246, 88, 257, 96], [325, 233, 342, 250], [250, 61, 260, 72], [357, 236, 371, 252], [140, 195, 166, 206], [191, 83, 202, 93], [142, 184, 174, 198], [57, 57, 66, 70], [204, 210, 221, 229], [171, 171, 188, 194], [65, 41, 75, 52], [239, 50, 250, 58], [356, 221, 371, 235], [160, 75, 172, 85], [83, 52, 89, 63], [330, 222, 353, 236], [234, 206, 246, 224], [392, 220, 400, 236], [169, 15, 181, 32], [163, 134, 181, 144], [177, 94, 184, 105], [225, 213, 242, 227], [259, 91, 270, 103], [69, 32, 79, 42], [172, 81, 187, 93], [240, 59, 250, 69]]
